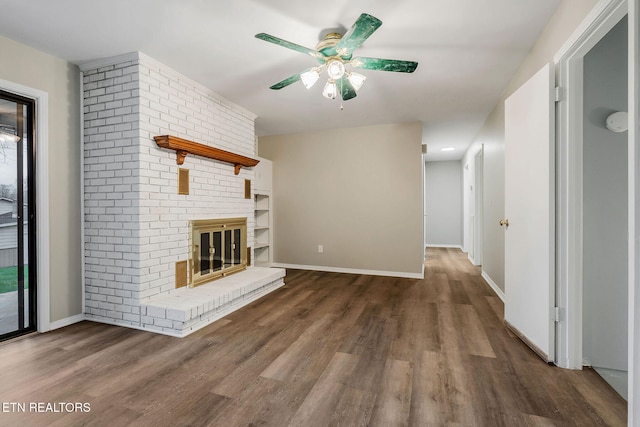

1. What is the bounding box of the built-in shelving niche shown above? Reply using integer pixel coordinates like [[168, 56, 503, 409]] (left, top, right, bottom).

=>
[[254, 194, 271, 266]]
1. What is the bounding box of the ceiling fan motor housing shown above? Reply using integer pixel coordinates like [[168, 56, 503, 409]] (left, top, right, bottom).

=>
[[315, 32, 343, 53]]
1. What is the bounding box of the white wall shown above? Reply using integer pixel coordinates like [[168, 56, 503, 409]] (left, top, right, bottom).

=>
[[259, 122, 424, 278], [582, 16, 628, 371], [462, 0, 600, 293], [0, 35, 82, 323], [425, 160, 462, 247]]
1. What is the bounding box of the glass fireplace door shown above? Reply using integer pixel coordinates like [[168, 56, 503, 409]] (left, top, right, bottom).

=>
[[191, 218, 247, 287]]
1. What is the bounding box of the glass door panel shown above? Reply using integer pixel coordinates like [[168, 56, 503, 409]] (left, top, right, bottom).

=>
[[212, 231, 222, 271], [200, 232, 210, 274], [224, 229, 232, 268], [0, 91, 36, 340]]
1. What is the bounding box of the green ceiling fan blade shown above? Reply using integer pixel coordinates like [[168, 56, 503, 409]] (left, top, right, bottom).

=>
[[255, 33, 324, 59], [269, 68, 314, 90], [338, 76, 357, 100], [351, 57, 418, 73], [335, 13, 382, 56]]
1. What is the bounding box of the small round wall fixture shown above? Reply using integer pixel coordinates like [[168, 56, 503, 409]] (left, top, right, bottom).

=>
[[606, 111, 628, 133]]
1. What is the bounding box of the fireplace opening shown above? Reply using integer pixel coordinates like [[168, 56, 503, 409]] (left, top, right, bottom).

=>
[[190, 217, 247, 287]]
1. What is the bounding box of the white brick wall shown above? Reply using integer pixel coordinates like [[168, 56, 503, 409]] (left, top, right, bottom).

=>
[[83, 52, 257, 330]]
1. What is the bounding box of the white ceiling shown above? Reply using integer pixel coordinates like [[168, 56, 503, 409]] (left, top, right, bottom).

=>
[[0, 0, 560, 160]]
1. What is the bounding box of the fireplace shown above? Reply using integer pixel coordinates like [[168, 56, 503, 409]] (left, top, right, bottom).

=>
[[80, 53, 288, 337], [190, 217, 247, 287]]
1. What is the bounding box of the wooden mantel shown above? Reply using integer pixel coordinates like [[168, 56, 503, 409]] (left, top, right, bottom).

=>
[[154, 135, 259, 175]]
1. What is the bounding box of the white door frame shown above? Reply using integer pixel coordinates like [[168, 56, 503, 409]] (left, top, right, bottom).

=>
[[466, 160, 475, 262], [422, 156, 427, 264], [0, 79, 50, 333], [473, 147, 484, 266], [554, 0, 627, 369], [547, 0, 637, 420], [629, 0, 639, 419]]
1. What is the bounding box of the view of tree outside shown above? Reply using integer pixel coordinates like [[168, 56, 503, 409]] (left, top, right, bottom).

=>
[[0, 134, 18, 195], [0, 130, 21, 294], [0, 184, 17, 200]]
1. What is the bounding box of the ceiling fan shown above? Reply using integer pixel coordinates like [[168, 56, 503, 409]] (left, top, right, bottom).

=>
[[255, 13, 418, 101]]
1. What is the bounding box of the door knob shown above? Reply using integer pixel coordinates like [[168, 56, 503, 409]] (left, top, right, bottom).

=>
[[499, 219, 509, 228]]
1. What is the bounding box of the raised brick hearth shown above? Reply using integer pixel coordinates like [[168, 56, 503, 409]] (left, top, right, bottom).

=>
[[141, 267, 285, 336]]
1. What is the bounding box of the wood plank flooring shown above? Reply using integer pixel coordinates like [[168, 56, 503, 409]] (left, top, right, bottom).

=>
[[0, 248, 627, 426]]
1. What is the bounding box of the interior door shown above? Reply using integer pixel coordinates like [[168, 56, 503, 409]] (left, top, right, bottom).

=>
[[503, 63, 555, 362]]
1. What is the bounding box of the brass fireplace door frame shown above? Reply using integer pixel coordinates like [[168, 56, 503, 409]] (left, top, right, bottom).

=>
[[190, 217, 247, 287]]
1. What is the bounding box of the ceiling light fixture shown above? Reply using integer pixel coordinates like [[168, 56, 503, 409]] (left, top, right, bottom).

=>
[[300, 67, 323, 89], [326, 60, 345, 80], [322, 80, 338, 99], [441, 147, 456, 152], [318, 60, 366, 104], [347, 72, 367, 92]]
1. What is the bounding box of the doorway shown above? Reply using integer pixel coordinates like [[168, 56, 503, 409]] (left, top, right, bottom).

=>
[[554, 0, 630, 400], [581, 16, 629, 399], [0, 90, 37, 340]]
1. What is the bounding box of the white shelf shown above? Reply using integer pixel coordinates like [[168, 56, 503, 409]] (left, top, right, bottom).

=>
[[254, 192, 272, 267], [255, 193, 269, 210]]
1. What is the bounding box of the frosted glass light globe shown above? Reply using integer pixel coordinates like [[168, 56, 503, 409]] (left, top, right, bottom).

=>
[[326, 60, 345, 80]]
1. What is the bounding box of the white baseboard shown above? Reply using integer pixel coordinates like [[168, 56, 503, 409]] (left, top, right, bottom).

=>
[[48, 313, 85, 331], [481, 271, 505, 302], [468, 254, 482, 266], [425, 244, 463, 250], [272, 263, 424, 279]]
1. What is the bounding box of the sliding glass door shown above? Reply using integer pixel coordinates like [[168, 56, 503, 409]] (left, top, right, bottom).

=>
[[0, 90, 36, 340]]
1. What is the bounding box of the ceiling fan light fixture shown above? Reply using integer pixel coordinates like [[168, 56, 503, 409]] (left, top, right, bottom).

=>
[[300, 69, 320, 89], [322, 80, 338, 99], [256, 13, 418, 104], [326, 60, 345, 80], [347, 72, 367, 91]]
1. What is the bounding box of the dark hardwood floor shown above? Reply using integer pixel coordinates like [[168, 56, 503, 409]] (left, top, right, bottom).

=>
[[0, 248, 627, 426]]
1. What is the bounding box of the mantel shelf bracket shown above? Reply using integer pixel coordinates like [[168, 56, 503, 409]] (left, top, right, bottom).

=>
[[154, 135, 259, 174], [176, 150, 189, 165]]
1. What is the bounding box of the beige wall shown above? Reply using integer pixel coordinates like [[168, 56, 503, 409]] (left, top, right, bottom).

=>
[[259, 122, 424, 276], [463, 0, 600, 292], [0, 35, 82, 322]]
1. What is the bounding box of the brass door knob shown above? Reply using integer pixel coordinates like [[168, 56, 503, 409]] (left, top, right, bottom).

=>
[[499, 219, 510, 227]]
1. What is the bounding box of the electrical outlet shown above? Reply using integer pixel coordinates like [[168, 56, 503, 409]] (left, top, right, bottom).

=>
[[317, 245, 323, 253]]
